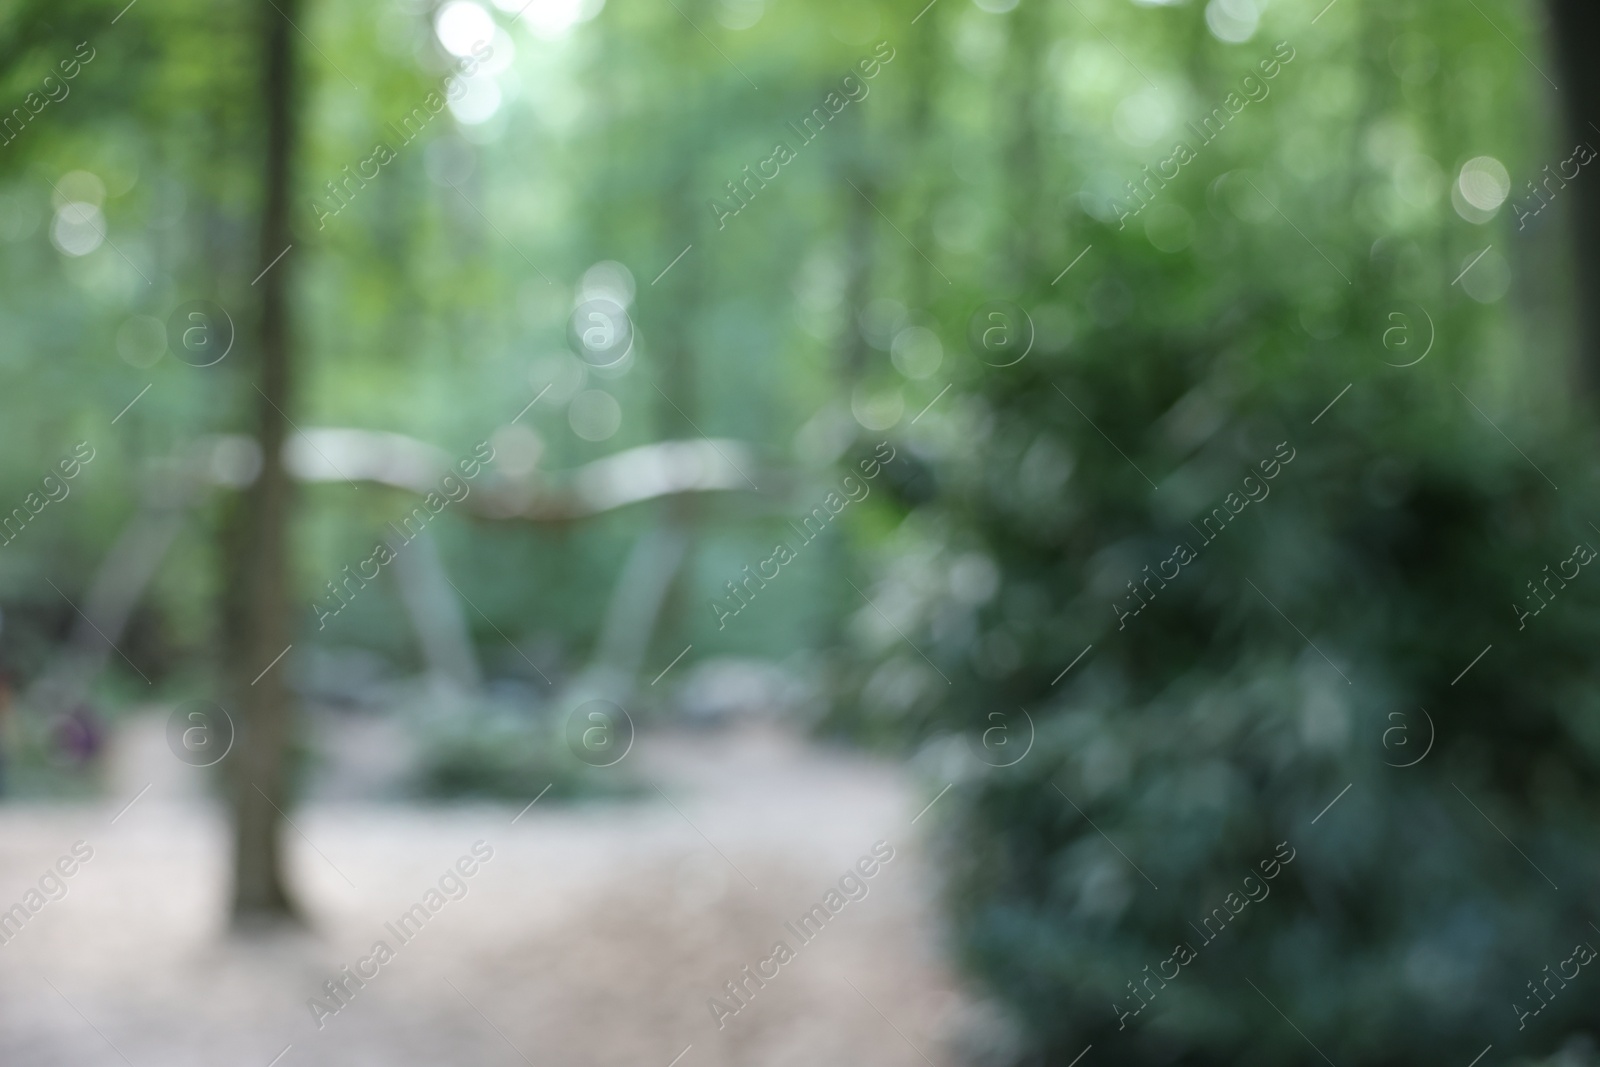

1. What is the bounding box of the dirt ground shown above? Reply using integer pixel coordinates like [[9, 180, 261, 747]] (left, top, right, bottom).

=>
[[0, 717, 998, 1067]]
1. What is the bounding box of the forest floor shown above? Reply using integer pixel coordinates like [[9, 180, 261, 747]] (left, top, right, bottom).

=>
[[0, 716, 997, 1067]]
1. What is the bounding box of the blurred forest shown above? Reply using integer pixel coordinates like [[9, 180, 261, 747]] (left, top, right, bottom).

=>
[[1, 0, 1598, 1062]]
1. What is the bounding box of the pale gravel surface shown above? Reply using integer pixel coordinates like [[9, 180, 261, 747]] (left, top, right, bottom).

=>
[[0, 718, 982, 1067]]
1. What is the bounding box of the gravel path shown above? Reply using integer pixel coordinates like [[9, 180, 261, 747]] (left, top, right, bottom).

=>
[[0, 720, 981, 1067]]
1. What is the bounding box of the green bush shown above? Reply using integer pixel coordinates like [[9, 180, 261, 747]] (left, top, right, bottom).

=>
[[830, 223, 1600, 1062]]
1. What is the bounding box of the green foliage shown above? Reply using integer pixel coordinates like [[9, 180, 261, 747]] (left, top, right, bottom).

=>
[[824, 0, 1600, 1062], [413, 709, 640, 802]]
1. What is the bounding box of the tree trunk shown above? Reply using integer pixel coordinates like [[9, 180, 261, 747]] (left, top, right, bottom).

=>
[[1004, 0, 1046, 285], [645, 3, 708, 660], [903, 4, 942, 314], [1545, 0, 1600, 393], [227, 0, 301, 927], [836, 170, 876, 381]]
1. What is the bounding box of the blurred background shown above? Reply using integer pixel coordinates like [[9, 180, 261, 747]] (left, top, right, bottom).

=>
[[0, 0, 1598, 1062]]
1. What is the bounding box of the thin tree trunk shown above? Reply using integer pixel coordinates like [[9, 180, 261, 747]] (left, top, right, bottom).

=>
[[646, 3, 708, 659], [1004, 0, 1046, 285], [903, 4, 942, 314], [1545, 0, 1600, 395], [837, 172, 875, 381], [228, 0, 301, 926]]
